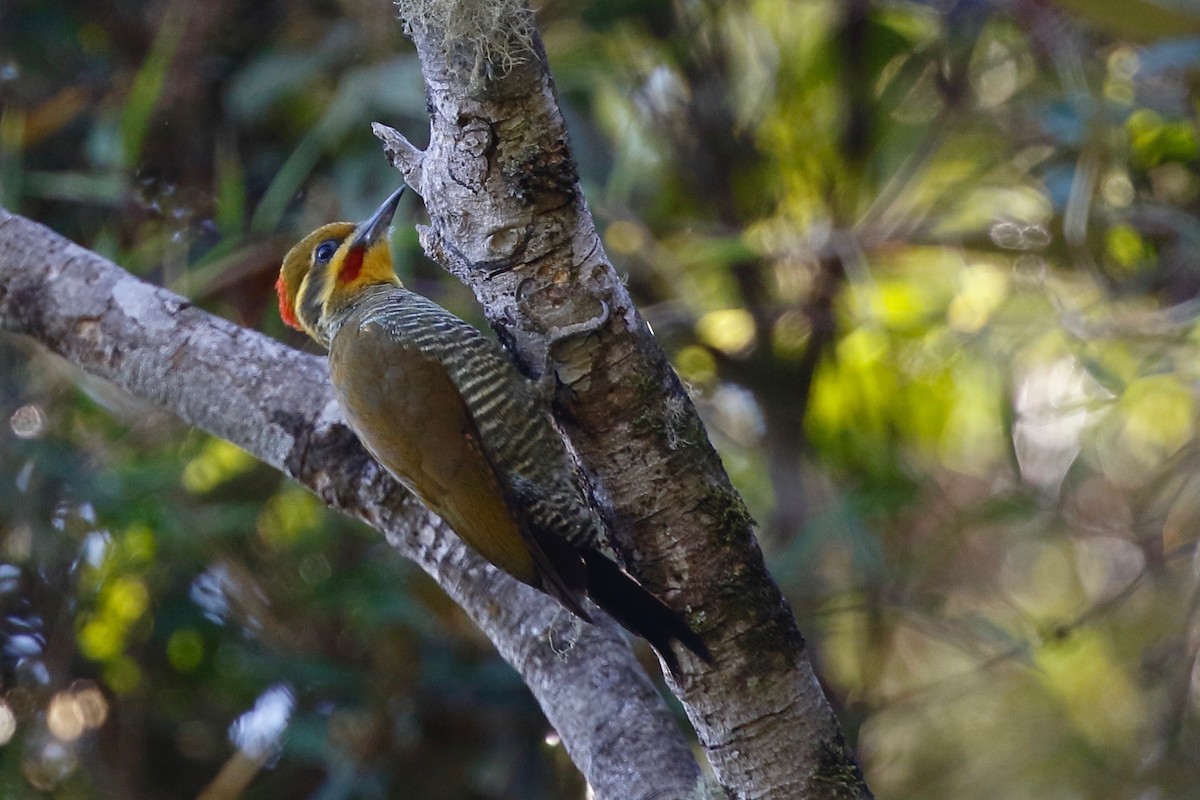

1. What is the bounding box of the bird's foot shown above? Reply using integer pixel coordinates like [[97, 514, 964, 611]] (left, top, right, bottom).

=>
[[545, 299, 610, 349]]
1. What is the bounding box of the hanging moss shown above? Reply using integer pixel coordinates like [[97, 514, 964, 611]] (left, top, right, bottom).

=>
[[395, 0, 537, 83]]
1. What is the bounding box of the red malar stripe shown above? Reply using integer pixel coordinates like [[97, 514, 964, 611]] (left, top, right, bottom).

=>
[[275, 273, 301, 330], [339, 247, 365, 284]]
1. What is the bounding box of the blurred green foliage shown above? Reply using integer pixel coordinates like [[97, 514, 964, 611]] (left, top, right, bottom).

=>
[[2, 0, 1200, 798]]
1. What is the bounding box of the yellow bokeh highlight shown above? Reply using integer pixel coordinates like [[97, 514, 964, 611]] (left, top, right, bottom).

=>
[[1127, 109, 1164, 156], [696, 308, 756, 355], [1035, 631, 1145, 750], [1128, 108, 1199, 167], [257, 486, 323, 548], [864, 281, 928, 330], [674, 345, 717, 384], [937, 362, 1004, 474], [79, 576, 150, 664], [182, 438, 256, 493], [1105, 224, 1147, 271], [102, 576, 150, 622], [167, 629, 205, 673], [604, 220, 646, 256], [1116, 375, 1194, 467], [809, 327, 893, 442], [121, 523, 157, 563], [948, 264, 1009, 333], [78, 617, 123, 662]]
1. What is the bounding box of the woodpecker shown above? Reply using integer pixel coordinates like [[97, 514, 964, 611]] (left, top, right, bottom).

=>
[[275, 187, 709, 675]]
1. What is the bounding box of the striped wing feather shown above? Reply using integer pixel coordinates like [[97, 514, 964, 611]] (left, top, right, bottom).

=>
[[329, 298, 590, 616]]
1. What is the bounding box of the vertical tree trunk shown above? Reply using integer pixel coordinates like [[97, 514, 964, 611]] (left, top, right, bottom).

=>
[[381, 1, 871, 797]]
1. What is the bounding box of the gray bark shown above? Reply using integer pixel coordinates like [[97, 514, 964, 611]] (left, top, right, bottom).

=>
[[381, 2, 872, 798], [0, 206, 702, 800]]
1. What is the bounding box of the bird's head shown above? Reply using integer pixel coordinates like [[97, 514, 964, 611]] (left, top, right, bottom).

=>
[[276, 186, 405, 345]]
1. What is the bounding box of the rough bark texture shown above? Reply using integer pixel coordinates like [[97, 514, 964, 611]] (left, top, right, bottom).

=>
[[381, 3, 871, 798], [0, 206, 702, 800]]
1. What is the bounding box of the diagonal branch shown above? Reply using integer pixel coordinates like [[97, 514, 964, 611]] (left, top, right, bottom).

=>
[[0, 206, 702, 800]]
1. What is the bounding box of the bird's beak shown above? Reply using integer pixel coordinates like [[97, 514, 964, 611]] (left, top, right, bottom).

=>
[[350, 186, 406, 250]]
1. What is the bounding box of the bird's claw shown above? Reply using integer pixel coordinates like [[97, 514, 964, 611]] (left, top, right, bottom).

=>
[[546, 299, 610, 349]]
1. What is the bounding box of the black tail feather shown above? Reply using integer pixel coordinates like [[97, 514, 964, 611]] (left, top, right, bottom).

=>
[[581, 549, 712, 677]]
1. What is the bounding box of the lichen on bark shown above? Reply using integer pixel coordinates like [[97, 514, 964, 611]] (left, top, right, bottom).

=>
[[393, 0, 538, 89]]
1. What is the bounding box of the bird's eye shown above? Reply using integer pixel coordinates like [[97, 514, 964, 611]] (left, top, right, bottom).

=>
[[314, 240, 338, 264]]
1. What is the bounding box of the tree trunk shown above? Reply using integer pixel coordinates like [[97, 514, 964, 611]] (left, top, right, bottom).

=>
[[382, 1, 871, 797]]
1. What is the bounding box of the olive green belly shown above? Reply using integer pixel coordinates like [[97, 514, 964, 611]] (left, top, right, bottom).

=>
[[329, 322, 539, 586]]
